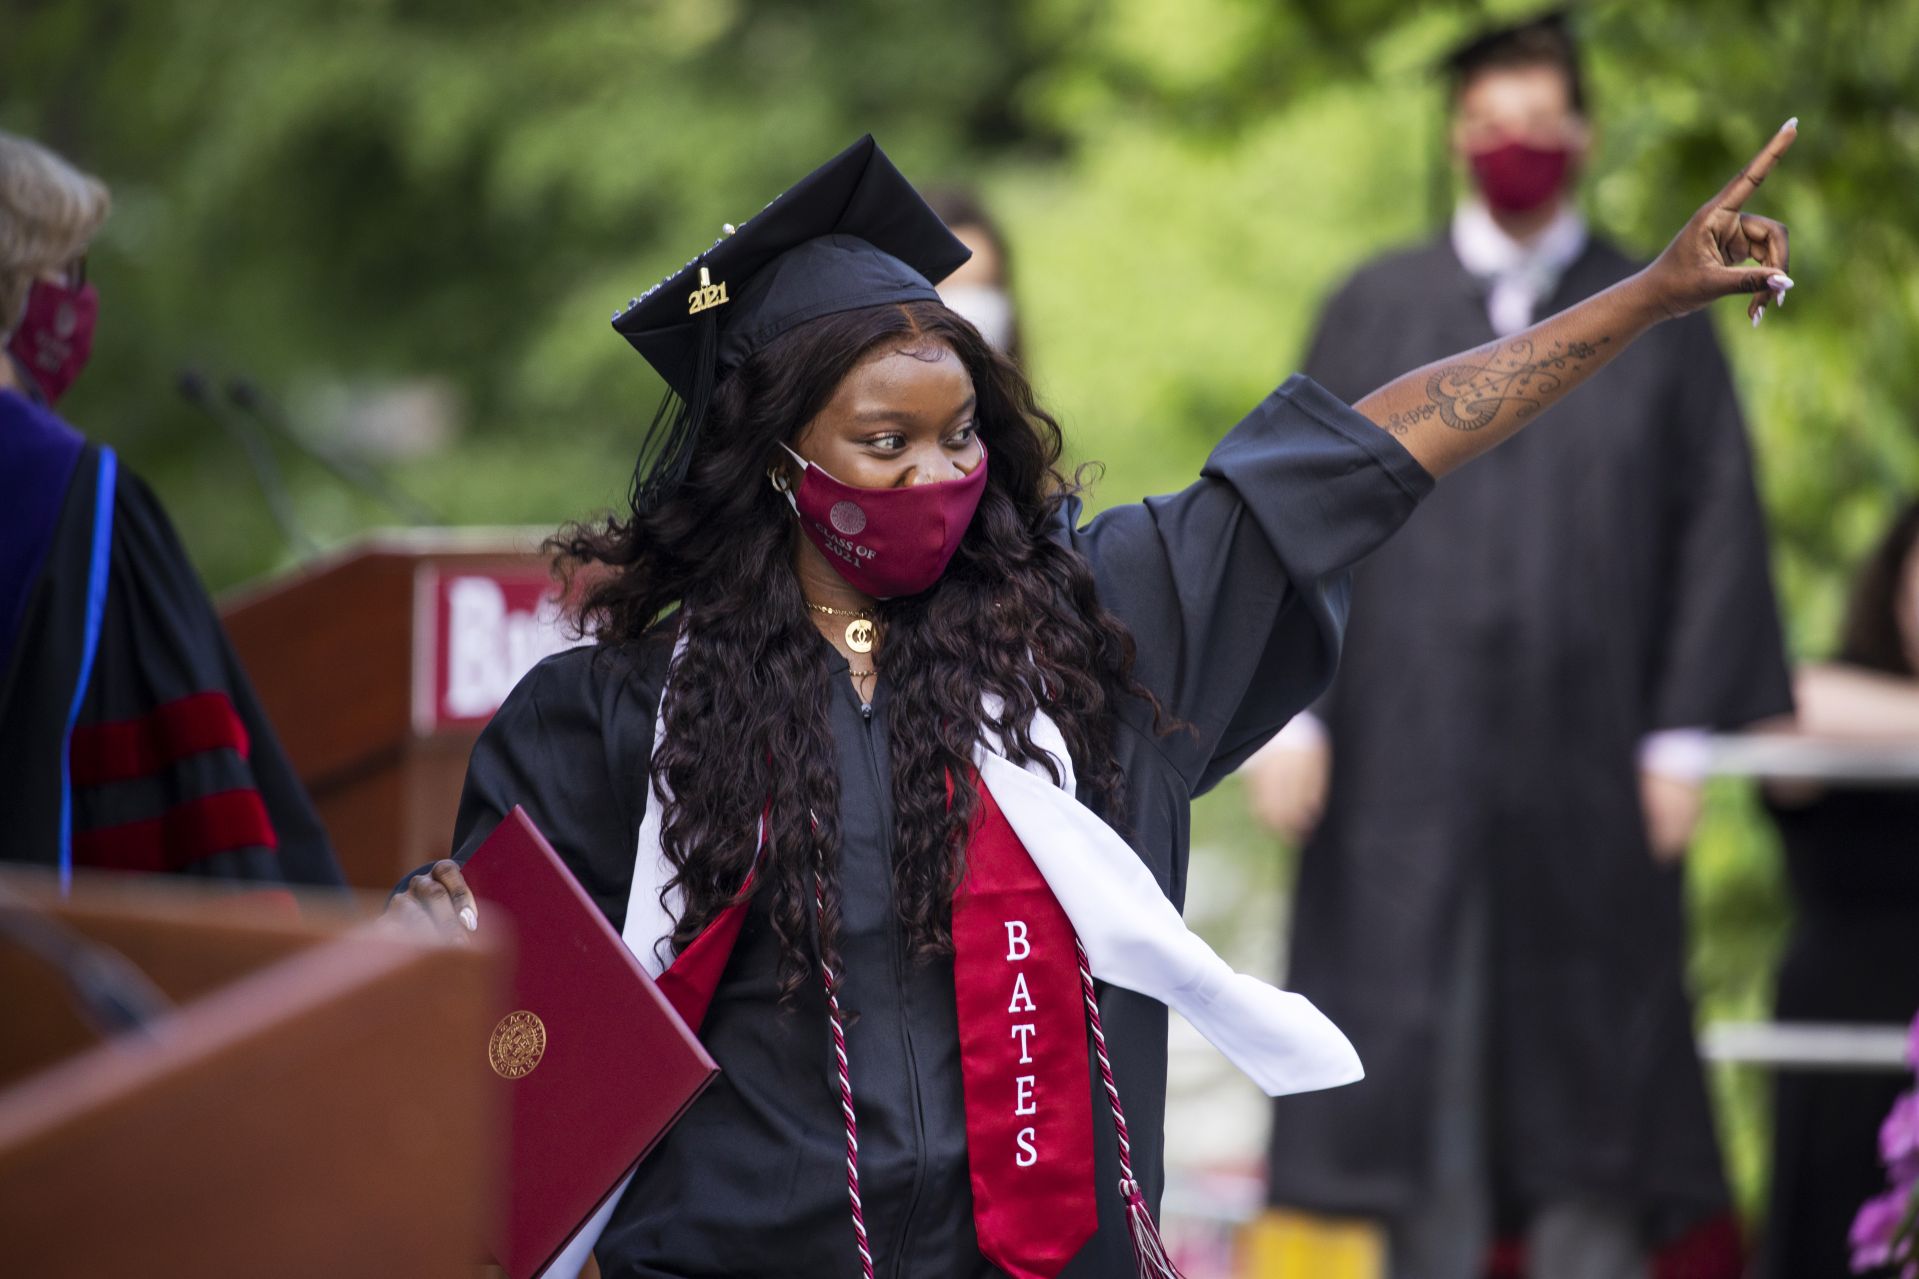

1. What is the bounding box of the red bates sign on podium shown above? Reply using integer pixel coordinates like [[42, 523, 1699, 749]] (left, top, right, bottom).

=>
[[412, 568, 587, 735]]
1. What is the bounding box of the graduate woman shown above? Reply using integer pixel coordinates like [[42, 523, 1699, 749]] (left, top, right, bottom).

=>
[[392, 129, 1797, 1279]]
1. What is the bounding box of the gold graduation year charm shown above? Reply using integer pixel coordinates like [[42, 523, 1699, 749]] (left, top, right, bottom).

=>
[[846, 618, 876, 653], [687, 265, 729, 315]]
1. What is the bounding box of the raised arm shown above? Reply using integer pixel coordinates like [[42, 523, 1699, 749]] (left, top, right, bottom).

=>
[[1359, 120, 1797, 477]]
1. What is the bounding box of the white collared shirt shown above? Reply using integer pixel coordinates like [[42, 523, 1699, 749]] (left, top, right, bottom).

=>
[[1450, 197, 1589, 337]]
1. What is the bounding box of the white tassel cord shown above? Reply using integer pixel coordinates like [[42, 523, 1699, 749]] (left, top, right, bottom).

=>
[[817, 867, 876, 1279], [1076, 938, 1185, 1279]]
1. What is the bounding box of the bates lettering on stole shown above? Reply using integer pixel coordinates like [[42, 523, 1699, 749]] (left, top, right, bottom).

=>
[[1006, 920, 1040, 1165]]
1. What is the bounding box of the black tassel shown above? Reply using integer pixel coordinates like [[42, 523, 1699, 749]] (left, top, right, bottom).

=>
[[630, 305, 720, 515]]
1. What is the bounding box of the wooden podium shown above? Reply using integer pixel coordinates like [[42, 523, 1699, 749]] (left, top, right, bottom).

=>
[[0, 870, 504, 1277], [220, 529, 586, 893]]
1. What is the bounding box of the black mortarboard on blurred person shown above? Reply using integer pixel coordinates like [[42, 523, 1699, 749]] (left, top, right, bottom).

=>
[[1439, 8, 1583, 110], [611, 135, 972, 512]]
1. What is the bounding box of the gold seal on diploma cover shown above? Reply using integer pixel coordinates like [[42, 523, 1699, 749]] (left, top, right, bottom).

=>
[[488, 1010, 547, 1079]]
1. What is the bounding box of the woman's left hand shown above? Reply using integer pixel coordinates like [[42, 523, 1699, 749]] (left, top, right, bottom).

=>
[[1638, 119, 1797, 326], [383, 859, 480, 942]]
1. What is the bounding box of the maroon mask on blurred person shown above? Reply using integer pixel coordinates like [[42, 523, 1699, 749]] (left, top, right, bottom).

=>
[[7, 278, 99, 406], [1468, 140, 1573, 214]]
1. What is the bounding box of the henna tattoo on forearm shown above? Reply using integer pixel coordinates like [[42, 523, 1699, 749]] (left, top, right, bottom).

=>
[[1382, 336, 1614, 436]]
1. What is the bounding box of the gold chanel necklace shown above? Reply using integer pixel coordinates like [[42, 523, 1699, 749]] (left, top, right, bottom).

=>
[[807, 600, 879, 654]]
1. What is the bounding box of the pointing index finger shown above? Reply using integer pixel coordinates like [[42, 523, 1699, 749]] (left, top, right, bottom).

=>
[[1717, 118, 1798, 212]]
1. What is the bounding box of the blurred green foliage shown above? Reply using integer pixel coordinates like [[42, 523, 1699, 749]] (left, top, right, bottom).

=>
[[8, 0, 1917, 1221]]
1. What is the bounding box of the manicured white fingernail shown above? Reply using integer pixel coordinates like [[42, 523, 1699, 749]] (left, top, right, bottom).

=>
[[460, 906, 478, 931], [1769, 273, 1795, 289], [1752, 309, 1764, 328], [1782, 117, 1798, 132]]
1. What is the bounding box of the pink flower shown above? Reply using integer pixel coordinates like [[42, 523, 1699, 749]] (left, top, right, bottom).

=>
[[1888, 1092, 1919, 1181], [1853, 1188, 1908, 1271]]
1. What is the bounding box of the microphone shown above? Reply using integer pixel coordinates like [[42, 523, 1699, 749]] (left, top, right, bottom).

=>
[[226, 376, 439, 526], [176, 368, 314, 557], [0, 882, 172, 1039]]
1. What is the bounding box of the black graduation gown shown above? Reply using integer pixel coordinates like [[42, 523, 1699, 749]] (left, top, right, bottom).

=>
[[1264, 235, 1793, 1235], [0, 389, 341, 888], [441, 375, 1432, 1279], [1758, 782, 1919, 1279]]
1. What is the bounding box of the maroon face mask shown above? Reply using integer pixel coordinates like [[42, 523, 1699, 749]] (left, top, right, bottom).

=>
[[7, 278, 98, 405], [1468, 140, 1573, 214], [776, 441, 988, 598]]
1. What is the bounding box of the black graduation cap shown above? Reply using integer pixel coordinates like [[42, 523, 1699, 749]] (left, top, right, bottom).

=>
[[1439, 8, 1579, 94], [610, 135, 972, 513]]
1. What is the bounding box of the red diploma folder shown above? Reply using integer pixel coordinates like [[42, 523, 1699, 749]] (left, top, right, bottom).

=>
[[460, 806, 718, 1279]]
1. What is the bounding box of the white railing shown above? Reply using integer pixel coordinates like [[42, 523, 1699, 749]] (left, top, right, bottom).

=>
[[1703, 732, 1919, 784], [1701, 1021, 1912, 1071]]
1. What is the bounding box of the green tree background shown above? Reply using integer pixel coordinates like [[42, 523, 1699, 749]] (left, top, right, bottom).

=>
[[9, 0, 1917, 1218]]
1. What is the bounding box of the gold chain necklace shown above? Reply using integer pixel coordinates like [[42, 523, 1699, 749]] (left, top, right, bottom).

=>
[[807, 600, 879, 654]]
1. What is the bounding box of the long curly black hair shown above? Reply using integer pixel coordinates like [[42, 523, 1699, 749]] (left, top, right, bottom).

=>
[[553, 300, 1161, 997]]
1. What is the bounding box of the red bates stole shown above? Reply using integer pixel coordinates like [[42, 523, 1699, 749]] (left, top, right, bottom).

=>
[[951, 779, 1098, 1277]]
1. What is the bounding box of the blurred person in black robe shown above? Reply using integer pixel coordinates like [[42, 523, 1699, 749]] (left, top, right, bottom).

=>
[[1247, 15, 1792, 1279], [1756, 501, 1919, 1279], [0, 130, 340, 894]]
